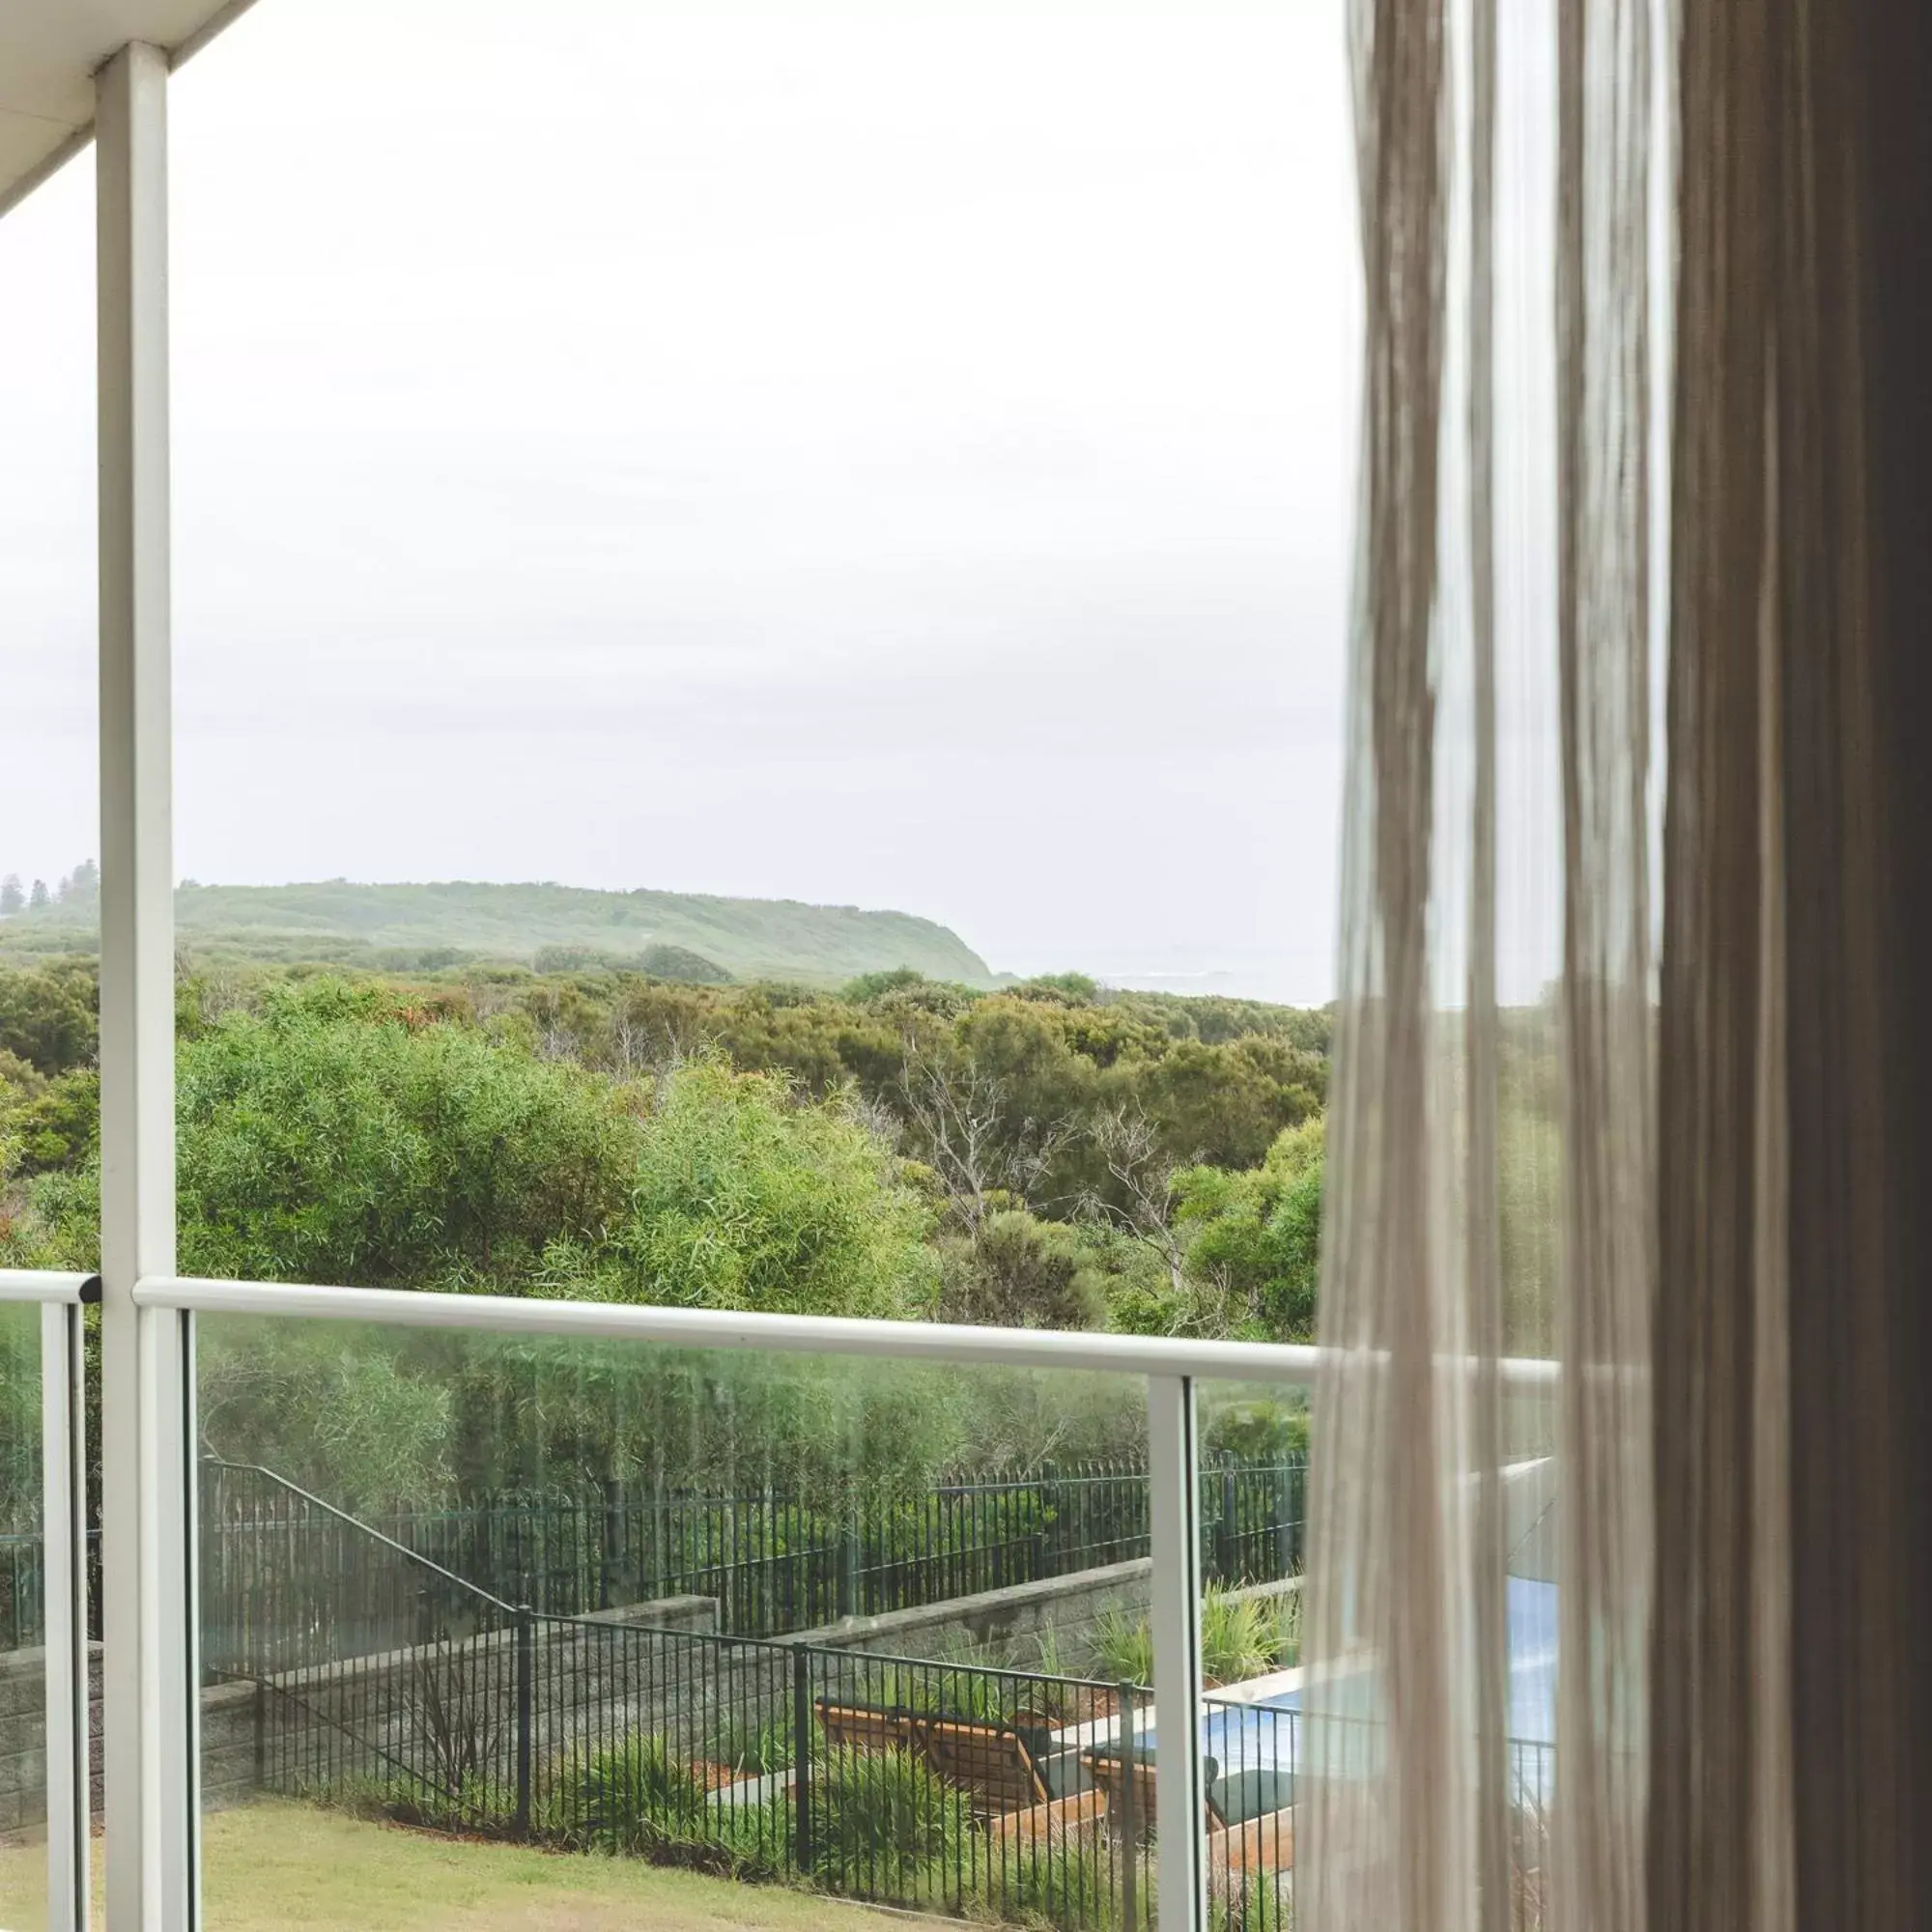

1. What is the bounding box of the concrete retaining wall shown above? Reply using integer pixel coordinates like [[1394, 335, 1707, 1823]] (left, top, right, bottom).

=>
[[792, 1555, 1155, 1665], [0, 1641, 55, 1840], [0, 1642, 257, 1845]]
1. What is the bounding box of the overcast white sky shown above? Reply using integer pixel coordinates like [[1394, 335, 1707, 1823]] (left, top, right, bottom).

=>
[[0, 1, 1359, 1001]]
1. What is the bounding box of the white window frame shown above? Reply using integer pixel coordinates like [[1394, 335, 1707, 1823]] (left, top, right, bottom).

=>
[[56, 34, 1569, 1932], [0, 1271, 96, 1932]]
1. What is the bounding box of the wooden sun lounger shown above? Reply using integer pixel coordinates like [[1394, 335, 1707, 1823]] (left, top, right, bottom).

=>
[[1212, 1804, 1295, 1879], [1083, 1747, 1296, 1877], [815, 1702, 922, 1757], [816, 1700, 1051, 1816], [988, 1786, 1110, 1851], [922, 1716, 1048, 1812], [1082, 1750, 1173, 1833], [815, 1698, 1294, 1878]]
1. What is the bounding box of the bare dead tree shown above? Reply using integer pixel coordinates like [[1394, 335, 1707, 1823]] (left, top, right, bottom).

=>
[[896, 1039, 1071, 1231], [609, 1011, 651, 1080], [840, 1082, 905, 1151], [527, 988, 580, 1064], [643, 1036, 694, 1114], [896, 1047, 1009, 1230], [465, 977, 515, 1022], [1086, 1103, 1194, 1298], [605, 994, 715, 1100]]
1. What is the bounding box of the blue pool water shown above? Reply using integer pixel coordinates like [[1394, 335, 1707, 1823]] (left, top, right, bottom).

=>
[[1157, 1577, 1559, 1794]]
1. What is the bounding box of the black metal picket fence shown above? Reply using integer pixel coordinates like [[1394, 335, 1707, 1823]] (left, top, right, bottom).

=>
[[357, 1463, 1157, 1634], [187, 1457, 1569, 1932], [200, 1463, 523, 1681], [275, 1625, 1154, 1927], [193, 1450, 1305, 1649], [0, 1532, 44, 1652], [6, 1451, 1307, 1653], [0, 1525, 101, 1652], [217, 1527, 1552, 1932], [215, 1499, 1156, 1931]]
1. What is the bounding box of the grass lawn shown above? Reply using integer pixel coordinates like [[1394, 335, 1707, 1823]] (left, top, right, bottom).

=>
[[1, 1804, 888, 1932]]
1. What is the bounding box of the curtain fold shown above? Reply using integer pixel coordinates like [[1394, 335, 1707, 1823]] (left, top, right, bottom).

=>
[[1648, 7, 1794, 1927], [1551, 0, 1656, 1928], [1305, 0, 1662, 1927], [1301, 0, 1458, 1923]]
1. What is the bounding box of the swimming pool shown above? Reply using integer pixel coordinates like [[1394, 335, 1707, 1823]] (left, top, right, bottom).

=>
[[1160, 1577, 1559, 1798]]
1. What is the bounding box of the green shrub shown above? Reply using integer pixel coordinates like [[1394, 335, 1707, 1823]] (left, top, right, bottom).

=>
[[978, 1835, 1129, 1928], [710, 1714, 794, 1777], [573, 1735, 711, 1853], [704, 1793, 796, 1882], [1171, 1118, 1325, 1342], [854, 1662, 1007, 1722], [1270, 1584, 1302, 1670], [1089, 1586, 1285, 1690], [176, 980, 640, 1291], [1201, 1586, 1277, 1685], [584, 1054, 940, 1321], [296, 1769, 521, 1837], [566, 1734, 808, 1881], [1090, 1606, 1155, 1688], [812, 1745, 970, 1897], [1212, 1865, 1293, 1931], [937, 1209, 1109, 1329], [1202, 1400, 1311, 1462]]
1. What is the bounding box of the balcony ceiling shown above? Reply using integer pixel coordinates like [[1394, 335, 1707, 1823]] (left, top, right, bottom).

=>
[[0, 0, 252, 215]]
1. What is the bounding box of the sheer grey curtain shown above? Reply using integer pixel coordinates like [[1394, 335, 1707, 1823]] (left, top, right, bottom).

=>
[[1307, 0, 1932, 1927], [1303, 0, 1660, 1921]]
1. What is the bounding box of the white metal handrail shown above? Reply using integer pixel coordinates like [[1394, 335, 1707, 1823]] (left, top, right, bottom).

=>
[[136, 1272, 1324, 1378], [134, 1272, 1562, 1385], [0, 1270, 100, 1305]]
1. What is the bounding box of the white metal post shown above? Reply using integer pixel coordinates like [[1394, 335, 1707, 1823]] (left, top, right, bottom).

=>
[[1147, 1374, 1205, 1929], [97, 41, 193, 1932], [40, 1299, 90, 1931]]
